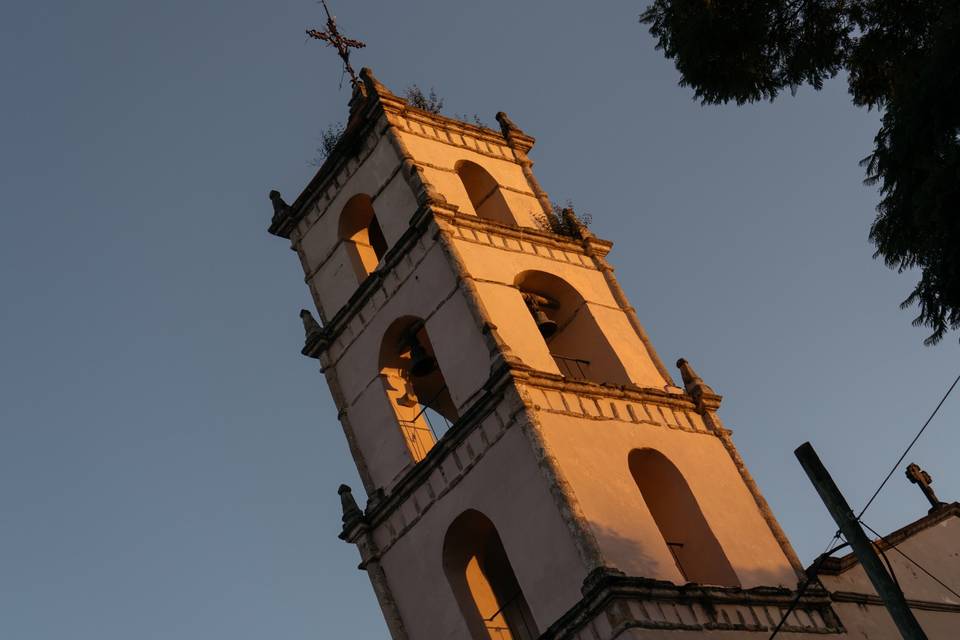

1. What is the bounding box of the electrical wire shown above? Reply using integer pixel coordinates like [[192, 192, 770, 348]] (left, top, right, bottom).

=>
[[768, 532, 842, 640], [861, 520, 960, 601], [774, 372, 958, 639], [857, 372, 960, 520], [874, 535, 903, 592]]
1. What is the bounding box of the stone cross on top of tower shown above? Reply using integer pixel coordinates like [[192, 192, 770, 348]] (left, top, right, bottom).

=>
[[306, 0, 366, 88]]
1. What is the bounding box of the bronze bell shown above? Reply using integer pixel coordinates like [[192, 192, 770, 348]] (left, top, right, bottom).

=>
[[530, 301, 558, 338], [408, 337, 437, 377]]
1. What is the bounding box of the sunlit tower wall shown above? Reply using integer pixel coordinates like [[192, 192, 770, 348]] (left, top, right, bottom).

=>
[[267, 69, 845, 639]]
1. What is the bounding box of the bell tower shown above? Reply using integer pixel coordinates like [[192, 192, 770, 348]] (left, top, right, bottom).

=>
[[267, 69, 845, 639]]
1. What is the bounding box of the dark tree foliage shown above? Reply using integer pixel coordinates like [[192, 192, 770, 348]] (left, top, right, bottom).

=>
[[534, 202, 593, 238], [404, 85, 444, 114], [641, 0, 960, 344], [404, 87, 488, 126], [454, 112, 489, 128], [310, 122, 346, 166]]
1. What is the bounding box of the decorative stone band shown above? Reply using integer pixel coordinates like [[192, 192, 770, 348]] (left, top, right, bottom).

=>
[[817, 502, 960, 576], [435, 210, 611, 268], [386, 109, 520, 165], [344, 362, 714, 565], [356, 364, 527, 559], [518, 374, 713, 434], [830, 591, 960, 613], [542, 570, 844, 640]]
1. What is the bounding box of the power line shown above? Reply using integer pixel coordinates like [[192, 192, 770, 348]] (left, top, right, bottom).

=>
[[857, 372, 960, 519], [861, 520, 960, 601], [768, 532, 843, 640], [780, 375, 958, 639], [873, 532, 903, 592]]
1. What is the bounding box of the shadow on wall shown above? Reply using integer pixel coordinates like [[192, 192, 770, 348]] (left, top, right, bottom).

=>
[[588, 520, 665, 585], [629, 448, 740, 587], [443, 509, 539, 640], [456, 160, 517, 227], [589, 517, 803, 591]]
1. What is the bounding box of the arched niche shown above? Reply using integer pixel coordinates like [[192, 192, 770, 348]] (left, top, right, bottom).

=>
[[514, 270, 630, 386], [339, 193, 388, 282], [443, 510, 538, 640], [379, 316, 458, 462], [455, 160, 517, 226], [629, 449, 740, 587]]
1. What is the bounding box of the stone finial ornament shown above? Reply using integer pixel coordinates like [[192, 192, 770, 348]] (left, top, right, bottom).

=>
[[495, 111, 524, 138], [338, 483, 363, 526], [676, 358, 720, 411], [267, 190, 299, 238], [906, 463, 946, 512], [269, 190, 290, 224], [676, 358, 714, 394], [561, 207, 594, 240], [299, 309, 324, 359], [495, 111, 536, 152], [300, 309, 322, 339]]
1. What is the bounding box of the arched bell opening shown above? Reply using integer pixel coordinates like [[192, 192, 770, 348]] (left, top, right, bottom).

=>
[[379, 316, 459, 462], [339, 193, 388, 282], [443, 510, 539, 640], [455, 160, 516, 226], [629, 449, 740, 587], [514, 270, 631, 386]]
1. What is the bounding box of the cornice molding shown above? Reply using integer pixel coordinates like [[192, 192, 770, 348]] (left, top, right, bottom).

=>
[[817, 502, 960, 575], [518, 369, 694, 410], [434, 208, 613, 258], [831, 590, 960, 612], [518, 373, 715, 436], [342, 362, 711, 557], [385, 102, 526, 151], [542, 568, 843, 639]]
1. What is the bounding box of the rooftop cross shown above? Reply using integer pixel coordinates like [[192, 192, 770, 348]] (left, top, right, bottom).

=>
[[905, 462, 946, 512], [306, 0, 366, 88]]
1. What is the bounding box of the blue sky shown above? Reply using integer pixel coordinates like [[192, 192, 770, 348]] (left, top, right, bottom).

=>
[[2, 1, 957, 638]]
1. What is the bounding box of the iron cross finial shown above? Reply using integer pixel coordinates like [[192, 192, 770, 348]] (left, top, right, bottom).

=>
[[905, 463, 946, 512], [306, 0, 366, 88]]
